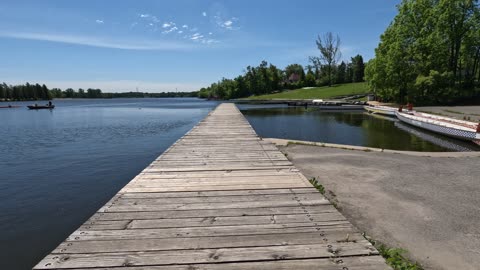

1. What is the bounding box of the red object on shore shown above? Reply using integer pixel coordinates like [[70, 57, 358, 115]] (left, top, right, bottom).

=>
[[477, 123, 480, 133], [407, 103, 413, 111]]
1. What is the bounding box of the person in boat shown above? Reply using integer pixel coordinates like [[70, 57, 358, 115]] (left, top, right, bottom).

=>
[[48, 101, 52, 107]]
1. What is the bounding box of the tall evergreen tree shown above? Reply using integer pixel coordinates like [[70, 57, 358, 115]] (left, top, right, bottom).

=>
[[351, 55, 365, 82], [336, 61, 347, 84]]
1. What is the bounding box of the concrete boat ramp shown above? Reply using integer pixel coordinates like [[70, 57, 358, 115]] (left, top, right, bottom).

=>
[[34, 103, 389, 270]]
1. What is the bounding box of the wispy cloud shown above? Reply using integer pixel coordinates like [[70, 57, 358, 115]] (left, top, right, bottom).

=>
[[162, 22, 174, 28], [139, 13, 160, 23], [214, 15, 239, 30], [190, 33, 204, 40], [162, 26, 178, 34], [95, 19, 104, 24], [202, 11, 207, 17], [189, 33, 218, 45], [0, 31, 200, 51], [182, 25, 188, 28], [223, 20, 233, 28]]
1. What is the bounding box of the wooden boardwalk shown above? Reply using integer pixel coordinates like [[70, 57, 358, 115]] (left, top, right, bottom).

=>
[[34, 103, 389, 270]]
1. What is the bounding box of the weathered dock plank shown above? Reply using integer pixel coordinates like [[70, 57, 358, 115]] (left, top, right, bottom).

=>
[[33, 103, 390, 270]]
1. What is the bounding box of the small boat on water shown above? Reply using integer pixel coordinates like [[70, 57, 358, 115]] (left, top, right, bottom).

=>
[[364, 105, 397, 116], [28, 102, 55, 110], [27, 105, 55, 110], [395, 110, 480, 144], [27, 101, 55, 110]]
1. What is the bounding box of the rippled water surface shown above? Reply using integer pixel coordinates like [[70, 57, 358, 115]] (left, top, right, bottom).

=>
[[0, 98, 218, 270], [240, 106, 480, 152]]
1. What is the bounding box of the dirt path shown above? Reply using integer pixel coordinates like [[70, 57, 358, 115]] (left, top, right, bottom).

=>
[[278, 144, 480, 270]]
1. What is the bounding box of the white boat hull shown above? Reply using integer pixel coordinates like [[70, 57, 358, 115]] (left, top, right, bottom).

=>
[[364, 105, 396, 116], [316, 105, 364, 110], [395, 111, 480, 141]]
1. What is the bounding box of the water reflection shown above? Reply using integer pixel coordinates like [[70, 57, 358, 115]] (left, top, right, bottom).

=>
[[241, 107, 480, 152]]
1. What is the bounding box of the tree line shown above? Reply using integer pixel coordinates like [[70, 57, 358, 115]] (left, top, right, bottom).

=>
[[198, 54, 365, 100], [0, 83, 51, 101], [366, 0, 480, 105], [0, 82, 197, 101]]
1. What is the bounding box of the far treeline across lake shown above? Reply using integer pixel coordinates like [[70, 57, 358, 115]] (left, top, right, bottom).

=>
[[0, 82, 198, 101]]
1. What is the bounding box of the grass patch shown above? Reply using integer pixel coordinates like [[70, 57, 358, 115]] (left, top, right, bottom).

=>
[[364, 234, 423, 270], [246, 82, 368, 100], [308, 177, 325, 195]]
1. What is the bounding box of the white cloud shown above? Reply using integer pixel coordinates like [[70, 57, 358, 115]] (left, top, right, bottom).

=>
[[182, 24, 188, 28], [202, 11, 207, 17], [95, 19, 104, 24], [178, 30, 183, 34], [139, 14, 160, 23], [190, 33, 204, 40], [162, 22, 175, 28], [162, 26, 178, 34], [214, 15, 239, 30], [201, 39, 218, 45], [0, 31, 201, 51]]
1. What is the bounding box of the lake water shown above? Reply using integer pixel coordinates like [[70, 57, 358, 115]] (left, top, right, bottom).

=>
[[1, 99, 478, 270], [0, 98, 218, 270], [240, 106, 480, 152]]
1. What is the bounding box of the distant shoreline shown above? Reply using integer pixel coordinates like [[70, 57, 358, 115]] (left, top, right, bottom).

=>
[[0, 97, 204, 102]]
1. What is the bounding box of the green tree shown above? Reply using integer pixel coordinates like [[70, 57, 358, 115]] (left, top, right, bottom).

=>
[[336, 61, 347, 84], [64, 88, 75, 98], [351, 55, 365, 82], [42, 84, 51, 100], [311, 32, 342, 86], [305, 66, 317, 87], [0, 83, 4, 100], [366, 0, 480, 105]]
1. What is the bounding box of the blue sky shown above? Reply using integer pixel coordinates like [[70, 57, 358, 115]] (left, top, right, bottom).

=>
[[0, 0, 401, 92]]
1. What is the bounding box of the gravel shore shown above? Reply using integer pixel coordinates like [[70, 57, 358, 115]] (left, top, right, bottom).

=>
[[277, 143, 480, 270]]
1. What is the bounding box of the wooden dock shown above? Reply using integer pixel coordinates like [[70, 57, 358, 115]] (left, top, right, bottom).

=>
[[34, 103, 389, 270]]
